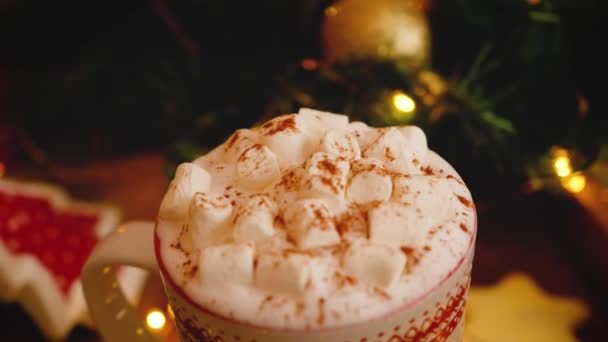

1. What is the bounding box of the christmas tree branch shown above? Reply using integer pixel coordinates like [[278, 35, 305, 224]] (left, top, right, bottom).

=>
[[150, 0, 200, 56]]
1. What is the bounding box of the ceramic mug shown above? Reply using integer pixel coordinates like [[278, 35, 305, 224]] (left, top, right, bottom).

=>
[[82, 219, 475, 342]]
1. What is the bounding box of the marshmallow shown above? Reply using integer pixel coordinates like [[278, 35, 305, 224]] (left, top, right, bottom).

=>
[[393, 175, 467, 224], [285, 199, 341, 249], [398, 125, 428, 165], [271, 167, 301, 211], [199, 243, 255, 286], [347, 121, 368, 139], [223, 129, 260, 163], [336, 204, 368, 241], [343, 243, 406, 291], [348, 121, 378, 149], [425, 150, 461, 180], [255, 253, 313, 294], [306, 152, 350, 180], [301, 152, 350, 212], [188, 192, 232, 245], [362, 127, 420, 174], [159, 163, 211, 220], [319, 129, 361, 160], [236, 144, 280, 190], [368, 202, 430, 247], [452, 178, 472, 202], [193, 145, 224, 169], [232, 195, 277, 243], [350, 157, 384, 172], [207, 162, 236, 193], [346, 159, 392, 204], [260, 114, 314, 169], [298, 108, 349, 137], [398, 126, 428, 153]]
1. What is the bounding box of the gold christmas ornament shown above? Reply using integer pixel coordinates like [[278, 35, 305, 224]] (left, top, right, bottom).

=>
[[414, 70, 447, 107], [321, 0, 431, 70]]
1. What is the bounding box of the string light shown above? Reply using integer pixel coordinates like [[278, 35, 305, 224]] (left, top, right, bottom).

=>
[[325, 6, 338, 16], [392, 92, 416, 113], [391, 91, 416, 121], [301, 58, 319, 71], [553, 156, 572, 177], [551, 148, 572, 178], [576, 93, 589, 116], [561, 173, 586, 193], [146, 309, 166, 330], [528, 177, 544, 192]]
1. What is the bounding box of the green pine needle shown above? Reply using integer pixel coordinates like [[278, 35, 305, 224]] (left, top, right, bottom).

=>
[[529, 11, 560, 23], [480, 111, 516, 133]]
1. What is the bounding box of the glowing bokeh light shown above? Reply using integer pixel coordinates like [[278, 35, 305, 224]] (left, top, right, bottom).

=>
[[146, 309, 166, 330], [562, 173, 586, 193], [553, 156, 572, 178]]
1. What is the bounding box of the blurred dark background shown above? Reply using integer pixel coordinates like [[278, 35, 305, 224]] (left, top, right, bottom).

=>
[[1, 0, 603, 165], [2, 0, 319, 156]]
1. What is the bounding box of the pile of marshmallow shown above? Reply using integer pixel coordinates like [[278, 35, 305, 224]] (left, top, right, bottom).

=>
[[159, 108, 470, 295]]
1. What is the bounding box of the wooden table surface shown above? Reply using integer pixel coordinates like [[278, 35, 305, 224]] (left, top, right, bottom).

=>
[[1, 153, 607, 341]]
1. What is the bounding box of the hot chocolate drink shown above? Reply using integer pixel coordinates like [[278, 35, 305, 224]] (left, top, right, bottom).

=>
[[155, 108, 475, 330]]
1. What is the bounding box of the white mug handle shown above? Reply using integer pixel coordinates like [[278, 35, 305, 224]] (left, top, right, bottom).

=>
[[82, 221, 160, 342]]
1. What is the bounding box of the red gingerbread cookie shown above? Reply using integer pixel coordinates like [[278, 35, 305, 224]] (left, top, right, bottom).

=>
[[0, 178, 148, 340]]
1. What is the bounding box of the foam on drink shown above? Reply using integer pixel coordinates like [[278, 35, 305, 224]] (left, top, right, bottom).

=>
[[156, 108, 476, 329]]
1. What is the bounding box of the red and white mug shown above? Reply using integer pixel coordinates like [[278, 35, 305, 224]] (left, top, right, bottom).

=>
[[82, 220, 475, 342]]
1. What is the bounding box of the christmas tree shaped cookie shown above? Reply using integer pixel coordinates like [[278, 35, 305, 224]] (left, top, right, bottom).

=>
[[464, 272, 589, 342], [0, 178, 148, 340]]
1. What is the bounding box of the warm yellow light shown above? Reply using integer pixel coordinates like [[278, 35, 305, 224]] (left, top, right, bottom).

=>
[[167, 304, 175, 319], [0, 162, 4, 177], [562, 173, 586, 193], [392, 92, 416, 113], [146, 309, 166, 330], [553, 156, 572, 178], [556, 166, 572, 178], [553, 156, 569, 170], [325, 6, 338, 16], [301, 58, 319, 71]]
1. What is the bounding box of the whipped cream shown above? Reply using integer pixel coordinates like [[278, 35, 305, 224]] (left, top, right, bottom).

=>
[[156, 108, 476, 329]]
